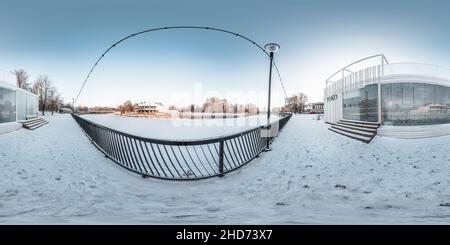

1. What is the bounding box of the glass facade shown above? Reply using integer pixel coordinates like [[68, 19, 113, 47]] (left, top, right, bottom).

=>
[[26, 93, 38, 118], [382, 82, 450, 125], [16, 91, 38, 120], [0, 87, 16, 123], [343, 84, 378, 122], [17, 91, 26, 121], [342, 82, 450, 125], [0, 85, 38, 123]]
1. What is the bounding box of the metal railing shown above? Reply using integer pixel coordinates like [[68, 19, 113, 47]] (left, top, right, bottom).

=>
[[72, 113, 292, 180]]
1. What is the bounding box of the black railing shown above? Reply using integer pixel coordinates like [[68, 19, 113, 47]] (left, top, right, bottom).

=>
[[72, 113, 292, 180]]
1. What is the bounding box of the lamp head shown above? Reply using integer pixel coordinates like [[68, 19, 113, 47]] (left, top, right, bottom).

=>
[[264, 43, 280, 53]]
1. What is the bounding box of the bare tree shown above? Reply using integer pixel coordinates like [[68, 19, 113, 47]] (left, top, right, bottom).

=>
[[32, 75, 52, 115], [76, 105, 89, 112], [48, 87, 63, 115], [54, 93, 63, 113], [12, 69, 29, 90], [117, 100, 134, 114], [202, 97, 232, 113], [286, 92, 309, 113]]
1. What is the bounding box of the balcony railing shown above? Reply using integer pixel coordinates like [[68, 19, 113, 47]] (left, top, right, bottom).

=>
[[72, 113, 292, 180]]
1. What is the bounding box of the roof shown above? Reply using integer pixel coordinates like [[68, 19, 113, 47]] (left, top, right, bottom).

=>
[[0, 80, 38, 97], [137, 101, 164, 107]]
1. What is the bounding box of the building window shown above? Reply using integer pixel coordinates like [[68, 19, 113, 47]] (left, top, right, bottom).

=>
[[0, 87, 16, 123], [382, 82, 450, 125], [343, 84, 378, 122]]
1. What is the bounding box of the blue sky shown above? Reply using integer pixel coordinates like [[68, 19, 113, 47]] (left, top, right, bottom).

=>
[[1, 0, 450, 108]]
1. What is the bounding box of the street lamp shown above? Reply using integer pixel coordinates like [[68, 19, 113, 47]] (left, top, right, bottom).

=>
[[264, 43, 280, 150]]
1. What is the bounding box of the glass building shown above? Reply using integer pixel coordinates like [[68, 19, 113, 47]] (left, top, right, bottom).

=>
[[324, 55, 450, 138], [0, 80, 38, 124]]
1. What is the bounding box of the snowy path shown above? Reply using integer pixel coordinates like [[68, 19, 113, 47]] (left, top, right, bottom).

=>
[[1, 114, 450, 224]]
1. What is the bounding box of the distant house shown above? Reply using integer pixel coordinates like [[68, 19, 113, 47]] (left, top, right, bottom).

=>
[[304, 103, 312, 112], [135, 101, 168, 114], [312, 102, 324, 114], [305, 102, 324, 114], [59, 107, 73, 114]]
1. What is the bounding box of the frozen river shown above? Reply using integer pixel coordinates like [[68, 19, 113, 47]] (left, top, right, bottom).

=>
[[80, 113, 280, 140]]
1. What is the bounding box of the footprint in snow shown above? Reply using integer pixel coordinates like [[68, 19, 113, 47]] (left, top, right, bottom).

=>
[[276, 202, 288, 206], [205, 207, 222, 212]]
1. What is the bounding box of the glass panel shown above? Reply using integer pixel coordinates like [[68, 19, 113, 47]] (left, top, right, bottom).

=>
[[423, 83, 435, 124], [381, 83, 392, 125], [402, 83, 414, 106], [16, 91, 27, 121], [0, 87, 16, 123], [26, 94, 38, 118], [412, 83, 425, 125], [382, 82, 450, 125], [366, 84, 378, 122], [343, 89, 361, 121], [343, 84, 378, 122], [435, 85, 448, 124]]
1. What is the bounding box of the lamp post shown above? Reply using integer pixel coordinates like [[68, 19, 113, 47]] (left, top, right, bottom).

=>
[[264, 43, 280, 150]]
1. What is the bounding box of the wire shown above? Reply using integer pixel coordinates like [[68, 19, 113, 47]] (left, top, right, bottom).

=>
[[273, 61, 288, 99], [73, 26, 288, 105]]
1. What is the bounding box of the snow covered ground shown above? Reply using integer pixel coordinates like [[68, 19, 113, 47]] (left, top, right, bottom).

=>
[[1, 113, 450, 224]]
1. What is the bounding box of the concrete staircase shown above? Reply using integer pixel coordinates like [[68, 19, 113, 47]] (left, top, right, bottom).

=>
[[22, 118, 48, 130], [327, 119, 380, 143]]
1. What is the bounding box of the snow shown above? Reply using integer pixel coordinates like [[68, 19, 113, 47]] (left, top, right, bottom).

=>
[[1, 113, 450, 224], [80, 113, 280, 140], [379, 123, 450, 139]]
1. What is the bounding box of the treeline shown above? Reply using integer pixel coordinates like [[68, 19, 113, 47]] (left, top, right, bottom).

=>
[[117, 100, 138, 114], [179, 97, 259, 114], [116, 97, 260, 114], [12, 69, 65, 115]]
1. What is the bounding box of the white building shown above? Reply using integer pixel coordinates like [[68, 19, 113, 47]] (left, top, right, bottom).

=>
[[324, 54, 450, 139], [135, 101, 168, 114], [305, 102, 324, 114], [0, 80, 39, 133]]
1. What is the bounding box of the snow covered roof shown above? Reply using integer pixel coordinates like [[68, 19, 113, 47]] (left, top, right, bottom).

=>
[[137, 101, 165, 107], [0, 80, 37, 96]]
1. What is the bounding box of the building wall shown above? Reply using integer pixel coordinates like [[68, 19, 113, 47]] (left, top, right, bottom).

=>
[[325, 63, 450, 125], [325, 65, 381, 123], [325, 61, 450, 137], [0, 81, 38, 123]]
